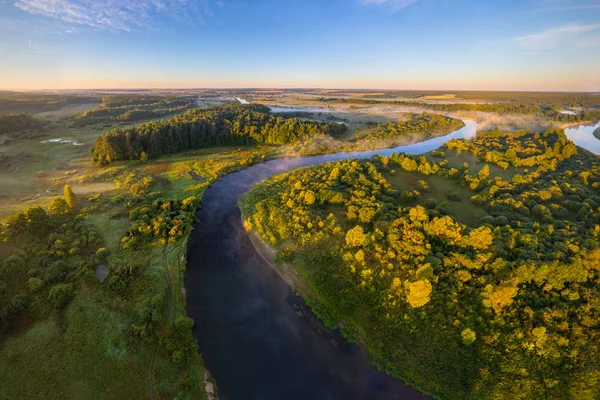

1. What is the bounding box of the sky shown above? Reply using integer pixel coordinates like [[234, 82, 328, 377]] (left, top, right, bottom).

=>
[[0, 0, 599, 91]]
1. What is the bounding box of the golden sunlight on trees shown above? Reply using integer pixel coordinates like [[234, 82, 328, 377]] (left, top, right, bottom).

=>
[[346, 225, 367, 247], [63, 184, 77, 209], [406, 280, 433, 308], [240, 127, 600, 399], [482, 283, 519, 313], [48, 197, 70, 215]]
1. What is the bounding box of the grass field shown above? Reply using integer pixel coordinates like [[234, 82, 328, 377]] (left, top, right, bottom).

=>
[[383, 169, 488, 226]]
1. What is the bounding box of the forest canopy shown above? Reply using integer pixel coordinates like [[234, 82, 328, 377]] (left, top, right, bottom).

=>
[[241, 128, 600, 399], [91, 103, 347, 165]]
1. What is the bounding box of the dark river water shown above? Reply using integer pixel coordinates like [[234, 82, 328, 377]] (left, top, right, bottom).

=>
[[184, 119, 599, 400]]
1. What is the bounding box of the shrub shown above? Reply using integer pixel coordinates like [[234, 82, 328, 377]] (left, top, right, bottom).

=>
[[401, 190, 416, 203], [417, 180, 430, 192], [28, 277, 45, 292], [447, 191, 462, 201], [424, 198, 438, 209], [48, 283, 75, 308]]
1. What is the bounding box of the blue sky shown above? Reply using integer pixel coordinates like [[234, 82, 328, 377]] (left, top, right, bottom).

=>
[[0, 0, 599, 91]]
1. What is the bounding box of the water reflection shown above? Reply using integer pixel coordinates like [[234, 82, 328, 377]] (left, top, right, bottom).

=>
[[564, 121, 600, 155]]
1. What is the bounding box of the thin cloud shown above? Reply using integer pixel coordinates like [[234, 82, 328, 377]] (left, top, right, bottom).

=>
[[534, 0, 600, 12], [514, 23, 600, 50], [13, 0, 217, 31], [359, 0, 417, 12]]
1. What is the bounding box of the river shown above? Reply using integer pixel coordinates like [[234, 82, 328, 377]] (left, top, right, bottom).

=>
[[185, 119, 599, 400]]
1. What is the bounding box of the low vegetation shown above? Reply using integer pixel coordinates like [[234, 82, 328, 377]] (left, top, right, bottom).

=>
[[241, 128, 600, 399]]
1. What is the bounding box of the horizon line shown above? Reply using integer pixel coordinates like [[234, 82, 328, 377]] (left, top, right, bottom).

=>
[[2, 87, 600, 94]]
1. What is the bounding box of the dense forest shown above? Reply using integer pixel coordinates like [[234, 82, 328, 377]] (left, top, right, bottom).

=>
[[367, 113, 465, 140], [92, 103, 347, 165], [73, 95, 195, 125], [0, 113, 46, 136], [241, 128, 600, 399]]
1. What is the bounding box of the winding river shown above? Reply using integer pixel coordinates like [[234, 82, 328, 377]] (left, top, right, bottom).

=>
[[185, 119, 600, 400]]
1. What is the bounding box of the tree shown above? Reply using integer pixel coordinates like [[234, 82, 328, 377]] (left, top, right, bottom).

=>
[[140, 151, 148, 161], [64, 184, 77, 209], [406, 280, 432, 308], [48, 283, 75, 308], [304, 190, 316, 205], [461, 328, 476, 345], [49, 197, 70, 215], [346, 225, 366, 247]]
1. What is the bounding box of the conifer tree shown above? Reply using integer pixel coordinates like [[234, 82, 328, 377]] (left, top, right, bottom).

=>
[[64, 184, 76, 209]]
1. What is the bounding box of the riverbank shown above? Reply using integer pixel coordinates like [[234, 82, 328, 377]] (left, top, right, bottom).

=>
[[244, 228, 316, 299], [594, 127, 600, 140], [560, 119, 600, 129]]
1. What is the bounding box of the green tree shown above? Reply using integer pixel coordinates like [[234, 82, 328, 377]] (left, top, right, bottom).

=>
[[48, 283, 75, 308]]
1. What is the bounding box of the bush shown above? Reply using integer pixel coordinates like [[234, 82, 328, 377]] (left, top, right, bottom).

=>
[[48, 283, 75, 308], [28, 277, 45, 292], [400, 190, 416, 204], [447, 191, 462, 201], [424, 198, 438, 210], [417, 180, 430, 192], [494, 215, 509, 226]]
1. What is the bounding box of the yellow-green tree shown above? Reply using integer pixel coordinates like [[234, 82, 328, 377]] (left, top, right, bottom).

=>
[[406, 280, 432, 308], [345, 225, 366, 247], [49, 197, 70, 215], [63, 184, 77, 209]]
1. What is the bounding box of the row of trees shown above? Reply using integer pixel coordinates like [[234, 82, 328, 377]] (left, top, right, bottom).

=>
[[92, 103, 347, 165], [240, 128, 600, 399]]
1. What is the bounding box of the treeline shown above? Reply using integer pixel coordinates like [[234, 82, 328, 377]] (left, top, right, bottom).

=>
[[367, 112, 464, 139], [320, 97, 544, 114], [311, 90, 600, 106], [241, 128, 600, 399], [74, 96, 194, 126], [546, 108, 600, 123], [92, 103, 347, 165], [0, 113, 46, 136], [318, 96, 600, 121]]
